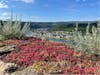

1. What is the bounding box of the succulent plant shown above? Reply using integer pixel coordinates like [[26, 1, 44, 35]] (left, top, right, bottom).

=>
[[72, 21, 100, 55], [0, 15, 30, 40]]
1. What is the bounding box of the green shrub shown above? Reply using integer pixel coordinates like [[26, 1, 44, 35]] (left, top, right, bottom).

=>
[[72, 22, 100, 55], [0, 16, 30, 40]]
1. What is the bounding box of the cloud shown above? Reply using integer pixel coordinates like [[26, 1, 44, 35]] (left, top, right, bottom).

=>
[[80, 1, 98, 7], [15, 0, 34, 3], [64, 8, 78, 12], [24, 16, 52, 22], [2, 12, 9, 16], [64, 4, 79, 13], [21, 0, 34, 3], [0, 12, 10, 20], [29, 16, 69, 22], [0, 1, 8, 8], [75, 0, 80, 2], [82, 0, 86, 2], [75, 0, 86, 2]]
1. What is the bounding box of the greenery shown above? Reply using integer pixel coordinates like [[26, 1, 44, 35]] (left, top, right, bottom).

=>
[[48, 24, 74, 31], [47, 22, 97, 32], [0, 16, 30, 40], [0, 20, 98, 31], [72, 21, 100, 55]]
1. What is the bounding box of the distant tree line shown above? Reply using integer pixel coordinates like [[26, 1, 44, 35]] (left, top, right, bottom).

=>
[[48, 22, 98, 32], [0, 20, 98, 32]]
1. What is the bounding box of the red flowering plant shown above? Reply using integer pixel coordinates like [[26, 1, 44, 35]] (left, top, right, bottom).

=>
[[63, 60, 100, 74], [1, 37, 100, 74], [2, 38, 74, 67]]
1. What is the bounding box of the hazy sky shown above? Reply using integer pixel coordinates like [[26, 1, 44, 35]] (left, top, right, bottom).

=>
[[0, 0, 99, 22]]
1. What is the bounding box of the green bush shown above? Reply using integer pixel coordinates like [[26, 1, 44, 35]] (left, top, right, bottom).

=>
[[72, 22, 100, 55], [0, 16, 30, 40]]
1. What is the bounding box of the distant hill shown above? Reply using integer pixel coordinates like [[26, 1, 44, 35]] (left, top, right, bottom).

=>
[[28, 21, 98, 31], [0, 20, 98, 31], [47, 21, 98, 32]]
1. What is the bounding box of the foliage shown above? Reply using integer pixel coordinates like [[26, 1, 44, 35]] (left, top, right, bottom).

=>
[[1, 37, 100, 74], [72, 22, 100, 55], [47, 22, 97, 32], [0, 16, 30, 40], [2, 37, 74, 67], [14, 61, 67, 74], [14, 60, 100, 74], [64, 62, 100, 74]]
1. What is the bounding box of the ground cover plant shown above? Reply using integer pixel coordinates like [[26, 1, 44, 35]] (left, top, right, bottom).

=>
[[1, 37, 100, 74], [2, 39, 74, 67]]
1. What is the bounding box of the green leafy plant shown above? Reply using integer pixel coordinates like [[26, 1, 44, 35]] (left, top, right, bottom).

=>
[[72, 22, 100, 55], [0, 16, 30, 40]]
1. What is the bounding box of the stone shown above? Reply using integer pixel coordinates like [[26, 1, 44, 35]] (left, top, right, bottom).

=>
[[0, 45, 16, 54], [0, 60, 18, 75]]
